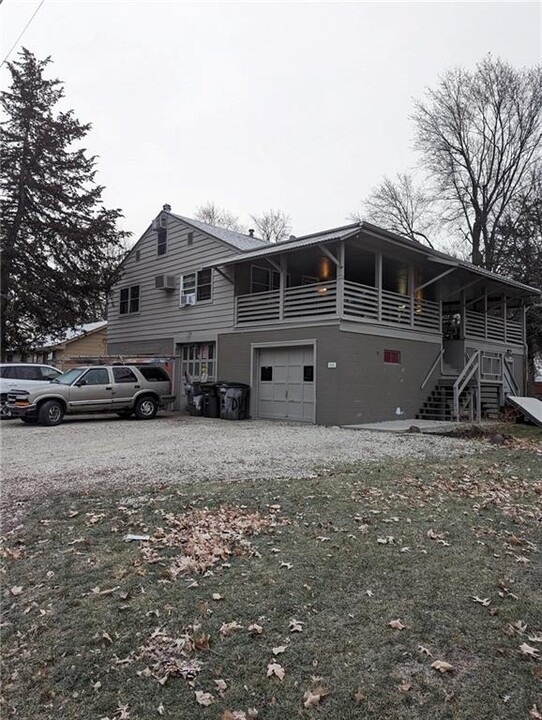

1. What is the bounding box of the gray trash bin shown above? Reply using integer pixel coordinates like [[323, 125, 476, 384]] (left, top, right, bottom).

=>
[[217, 382, 250, 420]]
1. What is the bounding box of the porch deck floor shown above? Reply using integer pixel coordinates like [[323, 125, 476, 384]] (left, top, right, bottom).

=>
[[342, 419, 499, 434]]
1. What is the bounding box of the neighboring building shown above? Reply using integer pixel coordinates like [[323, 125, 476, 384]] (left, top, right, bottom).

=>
[[7, 322, 108, 370], [107, 205, 541, 425]]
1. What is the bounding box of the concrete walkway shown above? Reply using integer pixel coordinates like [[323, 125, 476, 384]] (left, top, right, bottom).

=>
[[342, 419, 498, 434]]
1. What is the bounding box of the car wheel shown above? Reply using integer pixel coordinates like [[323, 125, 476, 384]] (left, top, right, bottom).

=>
[[21, 417, 39, 424], [38, 400, 65, 426], [134, 395, 158, 420], [0, 400, 13, 420]]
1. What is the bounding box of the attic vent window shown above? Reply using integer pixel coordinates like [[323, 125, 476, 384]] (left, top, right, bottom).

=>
[[135, 249, 141, 261], [187, 232, 194, 246], [157, 228, 167, 256]]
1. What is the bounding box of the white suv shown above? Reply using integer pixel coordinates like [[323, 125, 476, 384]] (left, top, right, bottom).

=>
[[0, 363, 62, 418]]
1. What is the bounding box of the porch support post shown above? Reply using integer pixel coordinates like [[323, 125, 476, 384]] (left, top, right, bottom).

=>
[[503, 294, 507, 343], [409, 265, 415, 328], [460, 290, 466, 341], [279, 255, 287, 322], [376, 251, 382, 322], [484, 289, 488, 340], [336, 241, 345, 319]]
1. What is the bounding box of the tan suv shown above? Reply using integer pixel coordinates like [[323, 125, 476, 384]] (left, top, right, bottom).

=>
[[7, 365, 175, 426]]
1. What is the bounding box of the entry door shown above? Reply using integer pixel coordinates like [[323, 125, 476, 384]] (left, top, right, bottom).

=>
[[257, 346, 315, 422]]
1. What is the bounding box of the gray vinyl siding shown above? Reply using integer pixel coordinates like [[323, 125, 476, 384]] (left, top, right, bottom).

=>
[[217, 326, 441, 425], [107, 217, 236, 352]]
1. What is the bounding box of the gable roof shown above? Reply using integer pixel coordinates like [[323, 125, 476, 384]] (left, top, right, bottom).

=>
[[169, 213, 270, 251], [37, 321, 108, 350], [204, 220, 541, 297]]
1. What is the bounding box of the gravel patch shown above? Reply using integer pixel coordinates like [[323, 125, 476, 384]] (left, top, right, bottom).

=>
[[1, 413, 482, 510]]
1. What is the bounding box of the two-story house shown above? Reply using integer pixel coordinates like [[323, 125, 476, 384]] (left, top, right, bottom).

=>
[[107, 205, 541, 425]]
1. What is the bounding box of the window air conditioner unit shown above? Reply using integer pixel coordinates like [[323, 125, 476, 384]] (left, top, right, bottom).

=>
[[156, 275, 176, 291], [180, 293, 196, 307]]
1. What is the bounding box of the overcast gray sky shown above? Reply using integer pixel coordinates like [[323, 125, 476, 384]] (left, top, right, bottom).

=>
[[2, 1, 541, 243]]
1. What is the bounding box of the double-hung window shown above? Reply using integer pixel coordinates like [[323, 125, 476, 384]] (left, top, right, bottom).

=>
[[180, 269, 212, 305], [120, 285, 140, 314]]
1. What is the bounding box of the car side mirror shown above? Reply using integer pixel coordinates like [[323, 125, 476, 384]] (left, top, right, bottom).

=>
[[74, 379, 86, 387]]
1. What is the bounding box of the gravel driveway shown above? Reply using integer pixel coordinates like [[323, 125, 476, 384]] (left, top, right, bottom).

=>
[[1, 413, 480, 509]]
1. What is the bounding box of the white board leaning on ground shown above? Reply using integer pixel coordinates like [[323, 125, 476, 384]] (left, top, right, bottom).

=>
[[506, 396, 542, 427]]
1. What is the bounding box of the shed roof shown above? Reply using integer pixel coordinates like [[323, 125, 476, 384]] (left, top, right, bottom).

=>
[[205, 220, 541, 296], [37, 321, 107, 350]]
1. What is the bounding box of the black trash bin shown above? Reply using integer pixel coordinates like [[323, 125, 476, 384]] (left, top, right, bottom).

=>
[[200, 382, 220, 418], [217, 382, 250, 420]]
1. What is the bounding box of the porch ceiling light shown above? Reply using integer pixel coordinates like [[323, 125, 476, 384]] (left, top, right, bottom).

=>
[[319, 256, 331, 281], [318, 286, 328, 294]]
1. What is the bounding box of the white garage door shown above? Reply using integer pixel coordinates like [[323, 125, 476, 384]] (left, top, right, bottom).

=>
[[257, 346, 315, 422]]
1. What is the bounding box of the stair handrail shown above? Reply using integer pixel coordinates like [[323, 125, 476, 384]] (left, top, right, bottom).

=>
[[503, 360, 519, 397], [453, 350, 481, 421], [420, 347, 445, 390]]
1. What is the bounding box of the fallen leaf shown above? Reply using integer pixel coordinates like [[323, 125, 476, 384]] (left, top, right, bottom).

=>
[[214, 678, 228, 693], [418, 645, 433, 657], [195, 691, 215, 706], [398, 681, 411, 693], [289, 619, 304, 632], [220, 621, 243, 637], [267, 662, 285, 681], [212, 593, 223, 601], [248, 623, 263, 635], [303, 685, 329, 708], [354, 686, 366, 704], [431, 660, 454, 673], [279, 561, 293, 570], [10, 586, 23, 596], [157, 702, 165, 716], [389, 619, 406, 630], [272, 645, 287, 655], [116, 704, 130, 720], [519, 643, 539, 659], [528, 633, 542, 643], [530, 705, 542, 719], [365, 589, 374, 597], [471, 596, 491, 607]]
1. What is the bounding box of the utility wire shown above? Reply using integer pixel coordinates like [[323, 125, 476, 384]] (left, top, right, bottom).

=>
[[1, 0, 46, 67]]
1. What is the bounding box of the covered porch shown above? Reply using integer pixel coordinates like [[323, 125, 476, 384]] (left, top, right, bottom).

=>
[[225, 224, 527, 346]]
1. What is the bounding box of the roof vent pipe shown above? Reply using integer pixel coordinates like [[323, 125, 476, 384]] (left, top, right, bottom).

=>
[[248, 228, 254, 237]]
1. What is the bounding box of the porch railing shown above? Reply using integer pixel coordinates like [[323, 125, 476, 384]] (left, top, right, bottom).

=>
[[465, 310, 523, 345], [236, 289, 280, 324], [235, 285, 518, 344], [283, 281, 337, 318]]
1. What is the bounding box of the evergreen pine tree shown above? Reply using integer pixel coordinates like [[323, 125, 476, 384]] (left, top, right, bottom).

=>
[[0, 48, 129, 357]]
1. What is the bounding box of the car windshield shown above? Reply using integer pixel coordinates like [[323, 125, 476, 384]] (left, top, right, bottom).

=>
[[51, 368, 86, 385]]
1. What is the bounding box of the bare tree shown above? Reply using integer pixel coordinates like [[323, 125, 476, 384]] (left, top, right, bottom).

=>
[[413, 56, 542, 270], [495, 166, 542, 375], [352, 174, 436, 248], [249, 209, 292, 243], [194, 201, 245, 233]]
